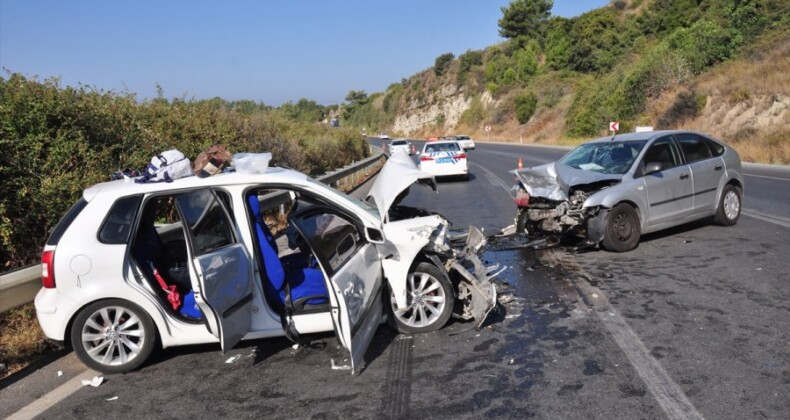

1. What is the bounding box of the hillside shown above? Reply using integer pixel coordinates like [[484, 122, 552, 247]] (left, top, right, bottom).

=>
[[343, 0, 789, 164]]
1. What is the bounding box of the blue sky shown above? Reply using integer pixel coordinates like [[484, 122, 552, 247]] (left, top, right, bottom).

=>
[[0, 1, 610, 105]]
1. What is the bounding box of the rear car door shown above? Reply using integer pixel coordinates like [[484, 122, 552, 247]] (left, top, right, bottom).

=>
[[290, 207, 383, 373], [176, 189, 254, 352], [637, 136, 694, 227], [675, 133, 723, 214]]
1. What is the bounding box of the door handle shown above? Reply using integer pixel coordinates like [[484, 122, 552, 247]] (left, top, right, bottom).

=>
[[679, 173, 690, 180], [714, 164, 723, 171]]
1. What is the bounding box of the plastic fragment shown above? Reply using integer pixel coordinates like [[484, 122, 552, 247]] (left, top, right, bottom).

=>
[[225, 355, 241, 364], [106, 396, 118, 401], [81, 376, 104, 387], [57, 371, 63, 377], [330, 359, 351, 370]]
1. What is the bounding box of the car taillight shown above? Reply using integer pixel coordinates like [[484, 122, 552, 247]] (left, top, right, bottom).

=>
[[514, 189, 530, 207], [41, 250, 56, 288], [420, 155, 433, 161], [456, 153, 467, 159]]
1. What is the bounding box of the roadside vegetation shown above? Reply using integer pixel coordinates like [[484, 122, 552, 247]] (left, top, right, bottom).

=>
[[0, 74, 369, 271], [341, 0, 788, 163]]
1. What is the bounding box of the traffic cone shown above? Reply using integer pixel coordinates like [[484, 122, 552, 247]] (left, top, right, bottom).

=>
[[517, 157, 523, 170]]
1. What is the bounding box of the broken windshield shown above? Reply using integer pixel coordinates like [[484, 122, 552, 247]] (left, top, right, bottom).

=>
[[559, 140, 647, 175]]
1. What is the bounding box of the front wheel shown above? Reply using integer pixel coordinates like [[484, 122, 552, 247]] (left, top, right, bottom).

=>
[[70, 299, 157, 374], [601, 203, 641, 252], [713, 184, 741, 226], [388, 262, 455, 334]]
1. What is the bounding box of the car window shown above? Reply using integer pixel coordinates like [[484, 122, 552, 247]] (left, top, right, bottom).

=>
[[99, 195, 142, 244], [704, 137, 725, 157], [176, 189, 235, 255], [559, 140, 647, 175], [676, 133, 713, 163], [294, 210, 362, 274], [47, 198, 88, 246], [391, 140, 407, 146], [424, 142, 460, 153], [640, 136, 681, 173]]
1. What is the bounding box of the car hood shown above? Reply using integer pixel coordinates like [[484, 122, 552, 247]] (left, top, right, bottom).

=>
[[368, 151, 437, 221], [513, 162, 622, 201]]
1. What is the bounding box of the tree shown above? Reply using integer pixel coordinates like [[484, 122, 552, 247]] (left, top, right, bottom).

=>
[[498, 0, 554, 43], [434, 53, 455, 76]]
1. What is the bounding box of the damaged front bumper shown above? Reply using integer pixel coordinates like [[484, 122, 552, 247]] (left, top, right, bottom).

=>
[[437, 226, 500, 328]]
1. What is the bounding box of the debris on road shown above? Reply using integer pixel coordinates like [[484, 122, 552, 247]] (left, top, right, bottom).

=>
[[330, 359, 351, 371], [81, 376, 104, 387], [225, 355, 241, 364], [105, 396, 118, 401]]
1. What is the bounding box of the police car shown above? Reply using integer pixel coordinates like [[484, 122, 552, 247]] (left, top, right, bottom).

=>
[[417, 140, 469, 180]]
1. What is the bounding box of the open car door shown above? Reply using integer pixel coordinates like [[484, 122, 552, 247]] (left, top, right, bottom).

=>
[[290, 206, 383, 373], [176, 189, 254, 352]]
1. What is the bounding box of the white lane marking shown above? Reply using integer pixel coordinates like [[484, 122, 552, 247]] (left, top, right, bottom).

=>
[[548, 251, 705, 420], [469, 161, 514, 197], [742, 209, 790, 228], [7, 369, 97, 420], [743, 173, 790, 182]]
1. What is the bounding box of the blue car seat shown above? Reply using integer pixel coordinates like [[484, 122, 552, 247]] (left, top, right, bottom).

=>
[[247, 195, 328, 310]]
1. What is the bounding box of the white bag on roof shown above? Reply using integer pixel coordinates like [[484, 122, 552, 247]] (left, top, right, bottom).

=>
[[139, 150, 193, 183]]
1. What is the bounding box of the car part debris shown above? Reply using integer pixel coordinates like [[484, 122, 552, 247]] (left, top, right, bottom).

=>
[[448, 226, 499, 328], [331, 359, 352, 370], [81, 376, 104, 387]]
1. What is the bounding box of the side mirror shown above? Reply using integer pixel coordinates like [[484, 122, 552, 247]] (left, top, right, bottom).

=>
[[644, 162, 663, 175], [365, 227, 385, 244], [415, 151, 421, 156]]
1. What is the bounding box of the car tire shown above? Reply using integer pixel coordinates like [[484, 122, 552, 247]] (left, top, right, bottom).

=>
[[388, 262, 455, 334], [713, 184, 741, 226], [71, 299, 157, 374], [601, 203, 641, 252]]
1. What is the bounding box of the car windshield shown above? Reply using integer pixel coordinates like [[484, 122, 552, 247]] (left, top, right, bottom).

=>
[[559, 140, 647, 175], [391, 140, 408, 145], [305, 177, 380, 220]]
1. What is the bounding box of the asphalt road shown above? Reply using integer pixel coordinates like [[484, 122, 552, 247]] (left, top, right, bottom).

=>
[[2, 139, 788, 419]]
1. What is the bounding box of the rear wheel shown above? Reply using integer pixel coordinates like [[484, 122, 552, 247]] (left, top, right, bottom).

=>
[[713, 184, 741, 226], [388, 262, 455, 334], [601, 203, 640, 252], [71, 299, 156, 374]]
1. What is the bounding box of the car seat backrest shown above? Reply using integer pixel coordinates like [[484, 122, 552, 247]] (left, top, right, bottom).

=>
[[247, 195, 286, 292]]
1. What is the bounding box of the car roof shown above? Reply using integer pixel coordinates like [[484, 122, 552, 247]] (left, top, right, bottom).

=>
[[83, 167, 309, 201], [585, 130, 712, 144]]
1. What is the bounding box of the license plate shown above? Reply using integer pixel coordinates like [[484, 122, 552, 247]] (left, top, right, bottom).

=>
[[437, 157, 453, 163]]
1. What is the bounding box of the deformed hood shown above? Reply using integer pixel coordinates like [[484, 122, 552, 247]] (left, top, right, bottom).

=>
[[367, 151, 437, 221], [512, 162, 622, 201]]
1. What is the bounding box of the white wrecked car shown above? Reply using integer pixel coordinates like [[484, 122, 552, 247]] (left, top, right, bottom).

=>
[[35, 152, 497, 374]]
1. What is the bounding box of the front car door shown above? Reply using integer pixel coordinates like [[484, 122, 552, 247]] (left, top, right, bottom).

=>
[[637, 136, 694, 228], [675, 132, 723, 215], [176, 189, 254, 352], [290, 207, 383, 373]]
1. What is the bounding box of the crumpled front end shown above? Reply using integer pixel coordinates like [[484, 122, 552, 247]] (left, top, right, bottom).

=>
[[383, 215, 499, 328], [511, 163, 620, 241]]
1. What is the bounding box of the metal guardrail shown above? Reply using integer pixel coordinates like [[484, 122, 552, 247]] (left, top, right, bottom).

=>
[[0, 146, 386, 314]]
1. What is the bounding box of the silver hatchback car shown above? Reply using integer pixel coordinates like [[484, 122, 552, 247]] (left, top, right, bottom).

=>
[[512, 130, 744, 251]]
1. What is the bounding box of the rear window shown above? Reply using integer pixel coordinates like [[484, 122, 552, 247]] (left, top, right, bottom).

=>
[[391, 140, 408, 146], [99, 195, 142, 244], [46, 198, 88, 246], [705, 138, 725, 157], [424, 142, 461, 153]]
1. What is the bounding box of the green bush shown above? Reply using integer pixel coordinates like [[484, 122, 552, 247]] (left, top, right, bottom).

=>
[[514, 92, 538, 124], [434, 53, 455, 76], [0, 74, 368, 269], [666, 18, 742, 73]]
